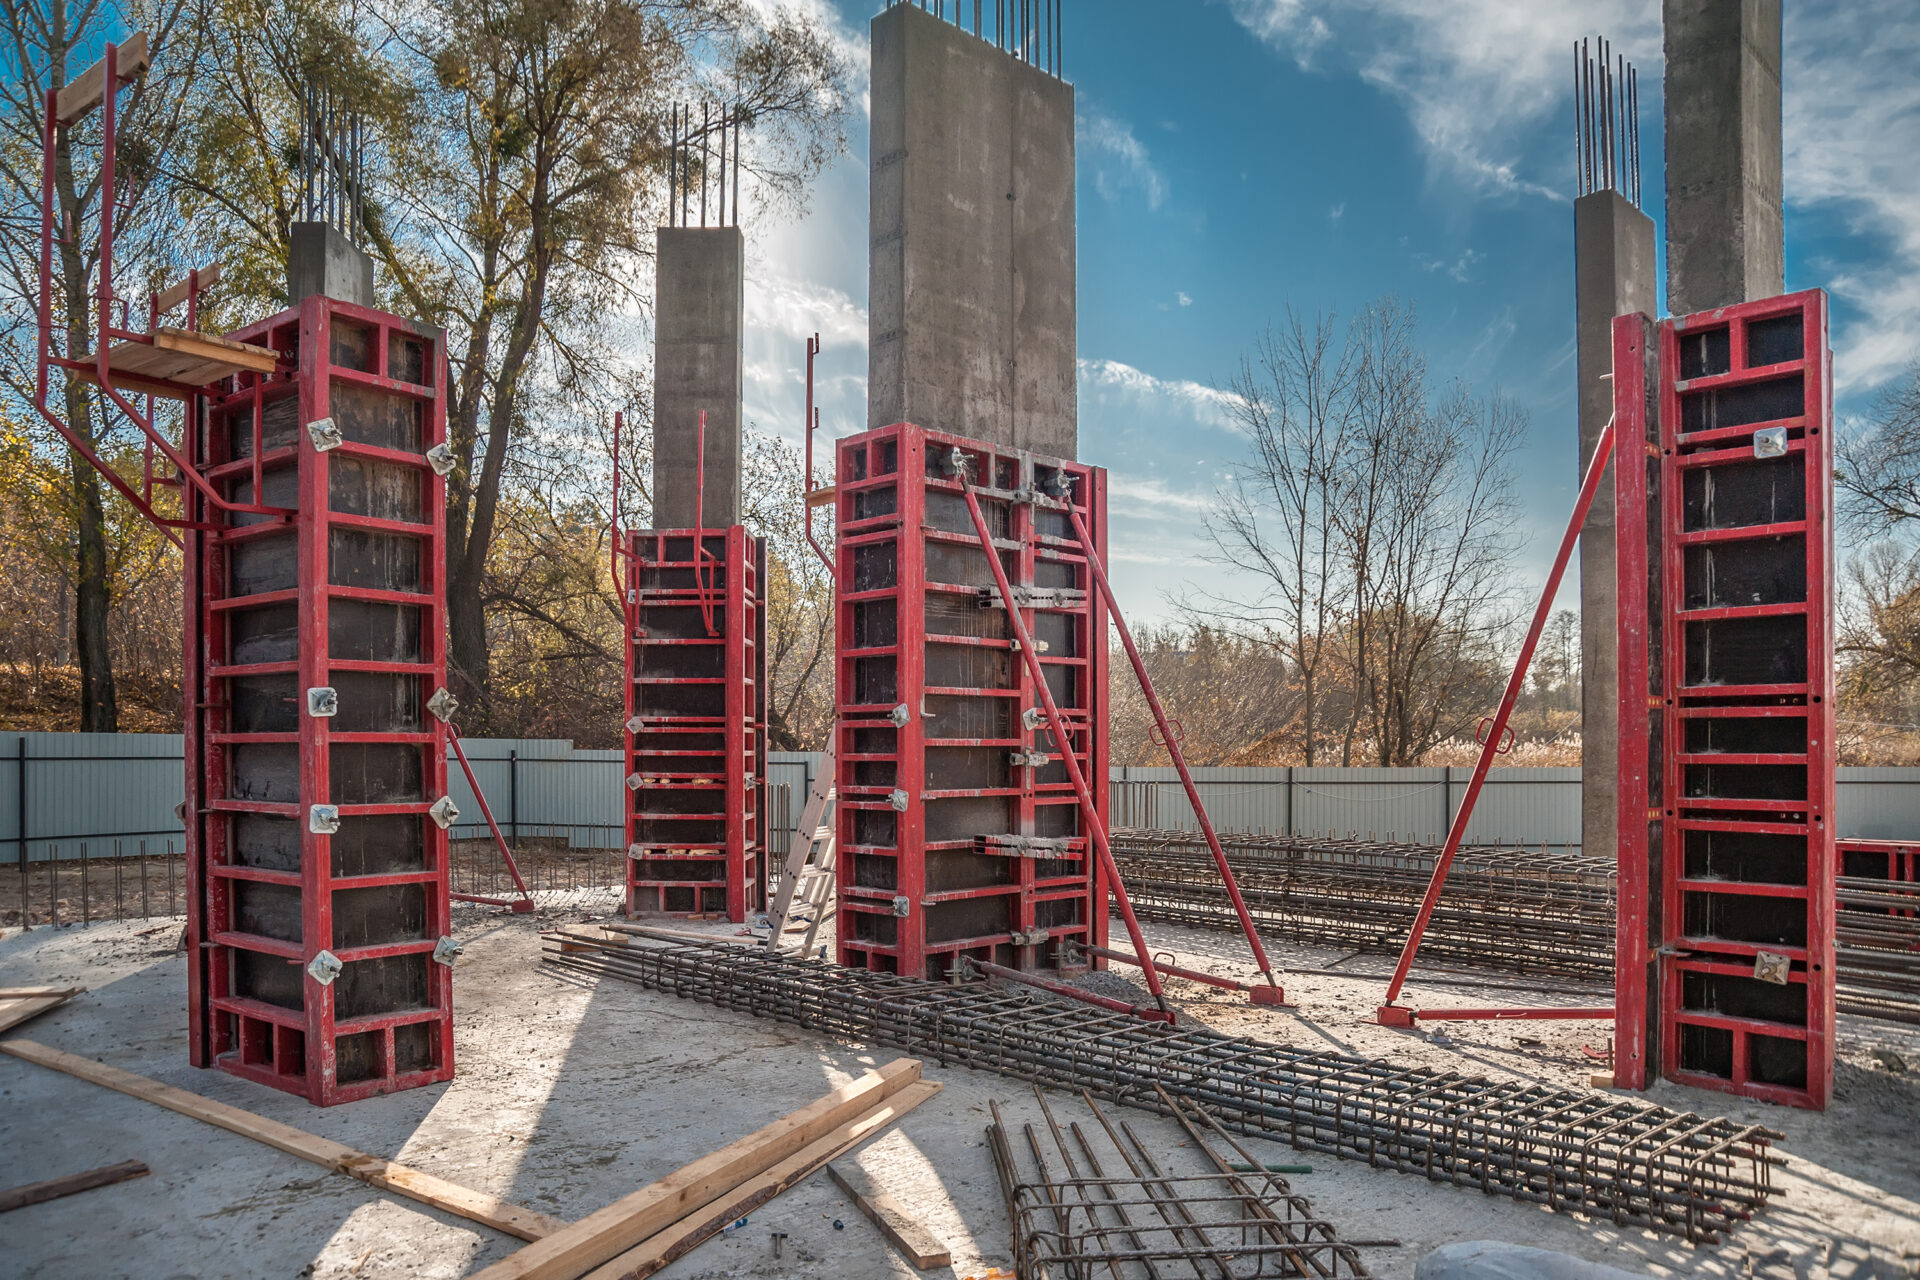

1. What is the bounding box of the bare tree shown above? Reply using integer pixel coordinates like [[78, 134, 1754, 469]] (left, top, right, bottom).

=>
[[1837, 358, 1920, 535], [1195, 298, 1524, 767], [1194, 310, 1357, 764]]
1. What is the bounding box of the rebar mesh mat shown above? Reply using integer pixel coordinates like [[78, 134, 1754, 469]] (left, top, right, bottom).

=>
[[542, 932, 1781, 1243], [990, 1083, 1371, 1278]]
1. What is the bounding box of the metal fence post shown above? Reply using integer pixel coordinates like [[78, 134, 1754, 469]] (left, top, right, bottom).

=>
[[509, 749, 519, 848], [15, 736, 27, 932]]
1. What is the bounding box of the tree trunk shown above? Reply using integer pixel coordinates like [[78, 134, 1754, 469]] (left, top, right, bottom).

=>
[[68, 433, 117, 732], [445, 561, 489, 721]]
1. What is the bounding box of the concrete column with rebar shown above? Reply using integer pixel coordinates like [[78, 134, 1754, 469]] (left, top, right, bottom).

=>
[[653, 226, 745, 527], [868, 3, 1077, 458]]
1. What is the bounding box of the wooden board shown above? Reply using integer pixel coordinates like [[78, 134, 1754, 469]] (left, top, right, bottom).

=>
[[827, 1157, 953, 1269], [0, 1040, 566, 1241], [153, 263, 223, 315], [83, 326, 279, 399], [583, 1080, 943, 1280], [0, 1159, 148, 1214], [470, 1059, 925, 1280], [56, 31, 149, 124], [0, 988, 83, 1035]]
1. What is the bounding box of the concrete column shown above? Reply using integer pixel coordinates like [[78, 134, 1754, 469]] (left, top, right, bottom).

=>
[[869, 4, 1077, 458], [1663, 0, 1784, 316], [288, 223, 373, 307], [1575, 191, 1656, 877], [653, 226, 744, 528]]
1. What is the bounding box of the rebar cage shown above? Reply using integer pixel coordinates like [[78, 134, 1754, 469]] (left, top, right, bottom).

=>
[[186, 296, 455, 1105], [623, 527, 767, 920], [832, 422, 1110, 979], [1616, 289, 1836, 1109]]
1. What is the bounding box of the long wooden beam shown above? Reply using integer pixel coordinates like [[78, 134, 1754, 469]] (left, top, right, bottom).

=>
[[0, 1040, 566, 1241], [470, 1058, 925, 1280], [826, 1158, 953, 1269], [582, 1080, 942, 1280]]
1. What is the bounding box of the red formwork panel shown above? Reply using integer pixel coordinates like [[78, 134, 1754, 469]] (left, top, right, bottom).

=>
[[1616, 289, 1835, 1109], [832, 422, 1110, 980], [185, 297, 455, 1105], [623, 527, 767, 920]]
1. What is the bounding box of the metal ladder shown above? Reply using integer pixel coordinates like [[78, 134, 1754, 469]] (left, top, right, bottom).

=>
[[765, 736, 836, 954]]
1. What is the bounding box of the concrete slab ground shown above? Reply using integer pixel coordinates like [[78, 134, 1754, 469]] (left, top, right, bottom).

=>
[[2, 901, 1916, 1279]]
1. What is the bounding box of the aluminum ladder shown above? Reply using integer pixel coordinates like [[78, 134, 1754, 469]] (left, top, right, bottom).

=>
[[765, 737, 836, 954]]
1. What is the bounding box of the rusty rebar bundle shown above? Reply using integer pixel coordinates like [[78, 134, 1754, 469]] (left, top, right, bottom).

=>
[[989, 1084, 1371, 1278], [543, 932, 1780, 1244]]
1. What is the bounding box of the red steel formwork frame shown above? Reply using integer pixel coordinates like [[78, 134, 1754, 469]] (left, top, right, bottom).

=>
[[187, 297, 456, 1105], [623, 527, 767, 920], [1616, 289, 1835, 1110], [833, 423, 1110, 981]]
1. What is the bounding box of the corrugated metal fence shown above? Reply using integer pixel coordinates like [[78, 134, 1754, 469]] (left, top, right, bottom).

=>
[[8, 734, 1920, 860]]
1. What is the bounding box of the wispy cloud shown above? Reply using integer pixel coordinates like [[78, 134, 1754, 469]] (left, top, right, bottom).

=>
[[1221, 0, 1656, 202], [745, 270, 867, 352], [1177, 291, 1194, 308], [1783, 1, 1920, 387], [1413, 246, 1483, 284], [1079, 357, 1243, 429], [1081, 109, 1168, 212], [1328, 202, 1346, 224]]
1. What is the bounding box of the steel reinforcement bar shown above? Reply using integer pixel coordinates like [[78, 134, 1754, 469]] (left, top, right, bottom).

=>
[[542, 933, 1780, 1244], [1116, 830, 1920, 1024]]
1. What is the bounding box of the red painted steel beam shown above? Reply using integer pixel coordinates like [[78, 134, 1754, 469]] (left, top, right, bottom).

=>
[[960, 480, 1169, 1012], [1376, 416, 1617, 1025]]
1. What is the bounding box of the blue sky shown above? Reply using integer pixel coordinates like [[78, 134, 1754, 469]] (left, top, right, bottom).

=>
[[739, 0, 1920, 625]]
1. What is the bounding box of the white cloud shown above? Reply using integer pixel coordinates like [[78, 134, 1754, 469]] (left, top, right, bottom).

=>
[[1222, 0, 1657, 202], [1413, 246, 1483, 284], [1177, 291, 1193, 308], [744, 269, 868, 352], [1782, 1, 1920, 388], [1078, 357, 1243, 429], [1328, 201, 1345, 223], [1081, 110, 1168, 212]]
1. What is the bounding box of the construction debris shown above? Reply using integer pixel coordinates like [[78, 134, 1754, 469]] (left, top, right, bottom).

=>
[[542, 932, 1782, 1244], [988, 1083, 1369, 1278]]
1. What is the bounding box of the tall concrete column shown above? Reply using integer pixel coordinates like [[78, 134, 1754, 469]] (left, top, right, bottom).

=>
[[653, 226, 745, 527], [1663, 0, 1784, 315], [1574, 190, 1656, 892], [869, 4, 1077, 458], [288, 222, 374, 307]]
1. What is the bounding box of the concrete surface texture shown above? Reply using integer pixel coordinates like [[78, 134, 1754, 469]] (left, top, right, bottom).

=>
[[2, 906, 1917, 1279], [1572, 187, 1657, 1037], [1662, 0, 1785, 316], [288, 222, 375, 309], [652, 226, 745, 528], [868, 4, 1078, 459]]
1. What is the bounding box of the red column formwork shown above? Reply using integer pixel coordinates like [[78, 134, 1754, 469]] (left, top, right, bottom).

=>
[[623, 527, 767, 920], [185, 297, 455, 1105], [1616, 289, 1835, 1110], [832, 423, 1110, 980]]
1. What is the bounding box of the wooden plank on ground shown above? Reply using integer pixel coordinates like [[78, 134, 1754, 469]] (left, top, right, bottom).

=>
[[0, 1159, 149, 1213], [583, 1080, 943, 1280], [56, 31, 150, 124], [0, 1040, 566, 1241], [0, 988, 83, 1035], [826, 1157, 953, 1269], [470, 1059, 925, 1280]]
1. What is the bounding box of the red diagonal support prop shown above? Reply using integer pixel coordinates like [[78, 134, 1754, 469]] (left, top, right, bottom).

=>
[[1376, 417, 1618, 1026], [959, 481, 1171, 1019], [1062, 497, 1285, 1005]]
